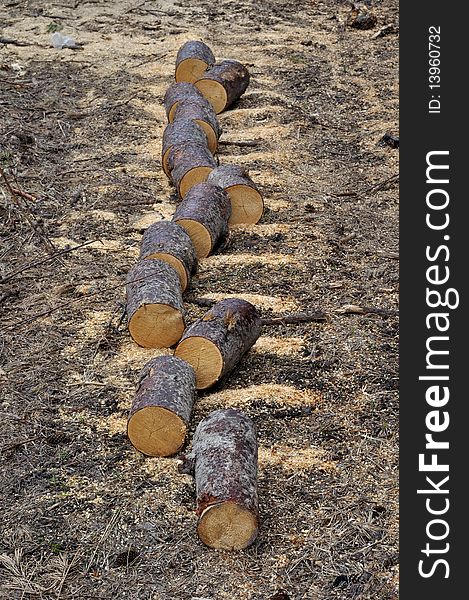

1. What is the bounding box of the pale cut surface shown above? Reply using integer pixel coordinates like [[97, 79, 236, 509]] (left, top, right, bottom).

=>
[[175, 218, 212, 258], [226, 184, 264, 224], [168, 101, 179, 122], [128, 303, 185, 348], [197, 502, 258, 550], [174, 336, 223, 389], [195, 79, 227, 114], [144, 252, 188, 291], [127, 406, 187, 457], [162, 148, 172, 177], [196, 119, 217, 153], [179, 166, 213, 198], [176, 58, 210, 84]]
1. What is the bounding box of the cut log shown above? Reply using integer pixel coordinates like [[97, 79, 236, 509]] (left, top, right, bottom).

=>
[[127, 355, 196, 457], [168, 142, 217, 198], [162, 118, 209, 177], [207, 164, 264, 225], [175, 40, 215, 84], [139, 220, 197, 292], [174, 298, 261, 389], [126, 259, 185, 348], [195, 60, 250, 114], [172, 182, 231, 258], [173, 100, 220, 154], [181, 408, 259, 550], [164, 82, 207, 122]]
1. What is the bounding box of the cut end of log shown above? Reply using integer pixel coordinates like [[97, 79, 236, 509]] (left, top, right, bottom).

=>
[[127, 406, 187, 457], [128, 303, 185, 348], [180, 166, 214, 198], [196, 119, 218, 153], [174, 335, 223, 389], [176, 57, 211, 84], [174, 218, 212, 259], [195, 79, 227, 114], [227, 184, 264, 225], [143, 252, 188, 291], [197, 501, 258, 550]]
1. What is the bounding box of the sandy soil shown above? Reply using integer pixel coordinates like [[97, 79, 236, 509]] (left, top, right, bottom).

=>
[[1, 1, 399, 599]]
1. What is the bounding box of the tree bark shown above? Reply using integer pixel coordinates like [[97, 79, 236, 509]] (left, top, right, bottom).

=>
[[126, 259, 185, 348], [162, 118, 209, 177], [164, 82, 207, 122], [127, 355, 196, 457], [195, 60, 250, 114], [207, 164, 264, 224], [139, 220, 197, 292], [180, 408, 259, 550], [173, 100, 221, 154], [168, 142, 217, 198], [174, 298, 262, 389], [175, 40, 215, 83], [172, 182, 231, 258]]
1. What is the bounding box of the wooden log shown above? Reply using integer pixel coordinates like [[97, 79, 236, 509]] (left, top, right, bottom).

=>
[[139, 220, 197, 292], [173, 100, 220, 154], [168, 142, 217, 199], [161, 118, 209, 177], [207, 164, 264, 225], [127, 356, 196, 457], [195, 60, 250, 114], [172, 182, 231, 258], [175, 40, 215, 84], [126, 259, 185, 348], [174, 298, 261, 389], [164, 82, 207, 122], [181, 408, 259, 550]]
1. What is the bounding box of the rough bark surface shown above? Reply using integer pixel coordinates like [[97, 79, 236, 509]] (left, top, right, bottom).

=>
[[162, 118, 209, 176], [207, 164, 259, 192], [168, 142, 217, 197], [139, 220, 197, 290], [172, 182, 231, 257], [182, 408, 259, 549], [175, 298, 262, 384], [164, 82, 206, 122], [173, 100, 221, 152], [175, 41, 215, 83], [195, 60, 250, 113]]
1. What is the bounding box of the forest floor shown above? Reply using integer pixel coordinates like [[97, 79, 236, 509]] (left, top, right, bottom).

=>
[[0, 1, 399, 599]]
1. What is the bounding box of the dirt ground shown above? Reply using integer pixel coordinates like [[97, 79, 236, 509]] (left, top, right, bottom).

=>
[[0, 1, 399, 599]]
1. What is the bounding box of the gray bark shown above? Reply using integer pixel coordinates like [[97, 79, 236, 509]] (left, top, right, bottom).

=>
[[164, 82, 206, 122], [196, 60, 250, 111], [207, 164, 260, 194], [175, 41, 215, 80], [168, 143, 217, 197], [173, 100, 221, 141], [162, 118, 209, 176]]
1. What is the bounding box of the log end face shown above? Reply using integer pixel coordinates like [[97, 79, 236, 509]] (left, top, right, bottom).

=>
[[129, 303, 185, 348], [174, 218, 213, 259], [197, 502, 259, 550], [227, 184, 264, 225], [174, 336, 223, 389], [180, 166, 214, 198], [195, 79, 227, 114], [128, 406, 187, 457], [176, 58, 211, 84], [196, 119, 218, 153]]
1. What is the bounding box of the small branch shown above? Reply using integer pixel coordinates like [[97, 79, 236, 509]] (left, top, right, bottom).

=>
[[336, 304, 398, 318], [10, 186, 38, 202], [0, 36, 32, 47], [219, 139, 261, 148]]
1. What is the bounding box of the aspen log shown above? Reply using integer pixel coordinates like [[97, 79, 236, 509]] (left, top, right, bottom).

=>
[[139, 220, 197, 292], [164, 82, 207, 122], [168, 142, 217, 198], [162, 118, 209, 177], [174, 298, 262, 389], [126, 259, 185, 348], [181, 408, 259, 550], [172, 182, 231, 258], [175, 41, 215, 84], [127, 356, 196, 457], [195, 60, 250, 114], [207, 164, 264, 225], [173, 100, 221, 154]]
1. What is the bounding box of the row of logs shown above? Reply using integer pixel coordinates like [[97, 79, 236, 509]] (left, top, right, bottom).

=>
[[124, 41, 262, 551]]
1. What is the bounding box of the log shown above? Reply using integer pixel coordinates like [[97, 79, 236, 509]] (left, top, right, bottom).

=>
[[139, 220, 197, 292], [164, 82, 207, 122], [207, 164, 264, 225], [126, 259, 185, 348], [168, 142, 217, 199], [161, 118, 209, 177], [172, 182, 231, 258], [173, 100, 221, 154], [195, 60, 250, 114], [174, 298, 262, 389], [127, 355, 196, 457], [175, 40, 215, 84], [181, 408, 259, 550]]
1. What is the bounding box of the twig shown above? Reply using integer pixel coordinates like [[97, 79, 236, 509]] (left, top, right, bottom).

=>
[[0, 36, 32, 47], [261, 311, 328, 325], [336, 304, 398, 318], [219, 139, 261, 148], [10, 186, 37, 202]]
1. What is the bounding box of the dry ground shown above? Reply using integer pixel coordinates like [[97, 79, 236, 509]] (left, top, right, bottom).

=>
[[0, 1, 399, 599]]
